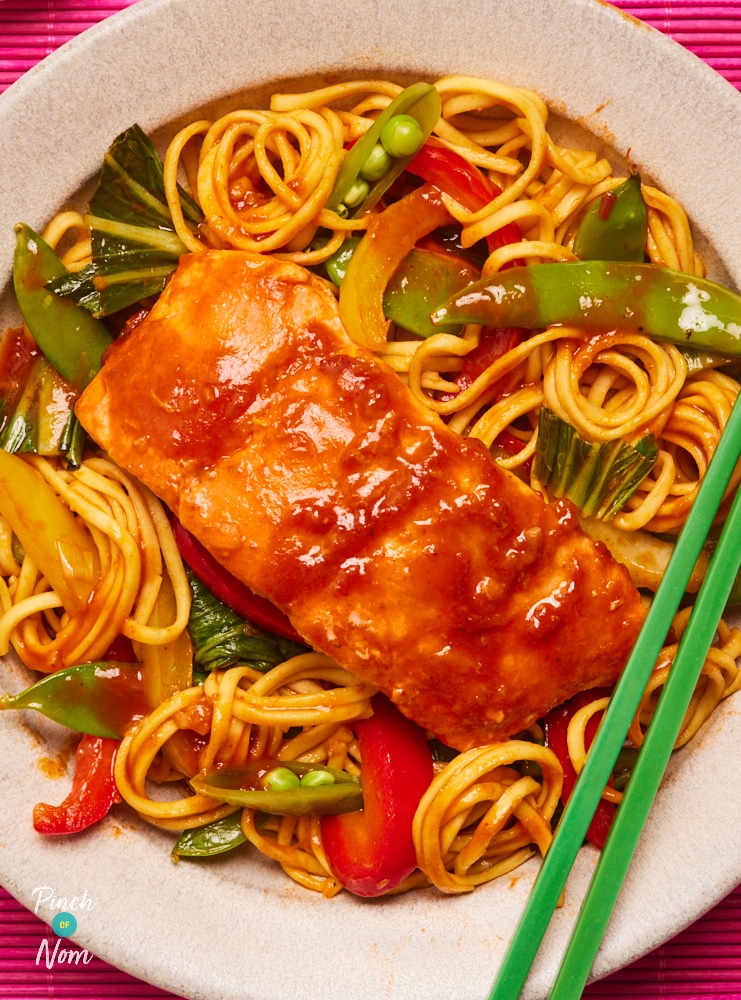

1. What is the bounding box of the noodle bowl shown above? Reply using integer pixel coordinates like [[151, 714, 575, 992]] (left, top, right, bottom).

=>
[[0, 73, 738, 901], [1, 0, 741, 994]]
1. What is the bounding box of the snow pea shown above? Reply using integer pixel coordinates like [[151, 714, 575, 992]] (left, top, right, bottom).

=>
[[0, 661, 147, 739], [191, 760, 363, 816], [572, 173, 647, 263], [13, 223, 112, 390], [326, 82, 441, 218], [325, 236, 363, 287], [383, 248, 480, 337], [172, 811, 246, 858], [431, 261, 741, 356]]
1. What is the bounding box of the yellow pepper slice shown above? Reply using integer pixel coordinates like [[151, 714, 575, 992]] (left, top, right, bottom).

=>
[[339, 183, 451, 350], [0, 450, 98, 613]]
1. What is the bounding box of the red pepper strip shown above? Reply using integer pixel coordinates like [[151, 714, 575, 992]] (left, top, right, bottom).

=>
[[542, 688, 615, 849], [33, 735, 121, 835], [407, 143, 522, 254], [495, 429, 528, 457], [169, 514, 302, 644], [453, 325, 524, 395], [440, 324, 524, 408], [102, 633, 137, 662], [322, 693, 434, 897]]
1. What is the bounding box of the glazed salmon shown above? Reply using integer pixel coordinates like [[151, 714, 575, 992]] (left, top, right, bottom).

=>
[[77, 250, 646, 750]]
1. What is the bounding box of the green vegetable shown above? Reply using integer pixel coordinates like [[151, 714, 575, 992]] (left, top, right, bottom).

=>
[[299, 768, 337, 787], [0, 355, 84, 467], [383, 248, 480, 337], [58, 409, 87, 469], [380, 114, 425, 158], [186, 570, 306, 672], [264, 766, 301, 791], [191, 761, 362, 817], [13, 223, 113, 390], [359, 143, 393, 182], [49, 124, 203, 318], [429, 738, 459, 763], [172, 811, 246, 858], [573, 174, 648, 263], [343, 178, 370, 209], [432, 261, 741, 357], [0, 662, 147, 739], [326, 82, 441, 218], [612, 747, 639, 792], [324, 236, 363, 286], [534, 407, 657, 519]]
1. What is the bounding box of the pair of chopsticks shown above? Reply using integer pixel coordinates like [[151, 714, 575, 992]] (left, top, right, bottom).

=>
[[490, 390, 741, 1000]]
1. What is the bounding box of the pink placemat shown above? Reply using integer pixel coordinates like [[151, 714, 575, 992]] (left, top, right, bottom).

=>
[[1, 1, 741, 998]]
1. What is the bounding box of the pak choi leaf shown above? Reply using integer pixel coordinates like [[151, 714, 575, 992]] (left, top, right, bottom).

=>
[[534, 407, 657, 520], [186, 570, 307, 672], [48, 124, 203, 317]]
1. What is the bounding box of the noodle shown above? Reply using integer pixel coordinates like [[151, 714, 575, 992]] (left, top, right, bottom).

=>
[[0, 456, 190, 672], [3, 72, 740, 899]]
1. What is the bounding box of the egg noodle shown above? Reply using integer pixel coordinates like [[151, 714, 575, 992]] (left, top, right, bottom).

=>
[[2, 75, 740, 896]]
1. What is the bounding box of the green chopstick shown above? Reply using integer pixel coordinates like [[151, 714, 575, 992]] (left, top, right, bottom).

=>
[[489, 389, 741, 1000], [549, 461, 741, 997]]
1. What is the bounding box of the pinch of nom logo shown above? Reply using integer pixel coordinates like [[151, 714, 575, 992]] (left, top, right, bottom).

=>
[[31, 885, 96, 969]]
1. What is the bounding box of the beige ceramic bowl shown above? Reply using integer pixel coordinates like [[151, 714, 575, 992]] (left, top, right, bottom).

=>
[[1, 2, 741, 998]]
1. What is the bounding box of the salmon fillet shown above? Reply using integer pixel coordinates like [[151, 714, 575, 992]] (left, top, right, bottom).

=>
[[76, 250, 646, 751]]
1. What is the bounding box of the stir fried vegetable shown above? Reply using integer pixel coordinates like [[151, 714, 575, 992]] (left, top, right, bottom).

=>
[[191, 760, 363, 816], [0, 448, 99, 614], [171, 514, 301, 643], [325, 83, 441, 218], [0, 354, 83, 465], [0, 661, 146, 739], [407, 142, 522, 254], [383, 248, 480, 338], [432, 261, 741, 356], [32, 735, 122, 835], [339, 183, 452, 349], [48, 124, 203, 317], [186, 570, 306, 672], [543, 691, 615, 850], [572, 173, 648, 262], [322, 694, 433, 897], [13, 223, 112, 389], [133, 573, 193, 708], [172, 811, 246, 858], [534, 407, 658, 519]]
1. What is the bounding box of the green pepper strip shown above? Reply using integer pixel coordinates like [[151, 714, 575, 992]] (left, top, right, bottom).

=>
[[432, 261, 741, 356], [572, 173, 648, 263], [13, 223, 112, 390], [0, 662, 147, 739], [191, 761, 363, 817], [325, 82, 441, 218]]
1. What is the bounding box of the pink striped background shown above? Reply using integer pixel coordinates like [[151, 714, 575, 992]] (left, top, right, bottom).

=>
[[1, 1, 741, 997]]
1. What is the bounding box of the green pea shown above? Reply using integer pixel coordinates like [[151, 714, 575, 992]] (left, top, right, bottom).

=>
[[360, 143, 393, 182], [264, 766, 301, 791], [300, 769, 337, 787], [380, 115, 425, 158], [343, 177, 370, 209]]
